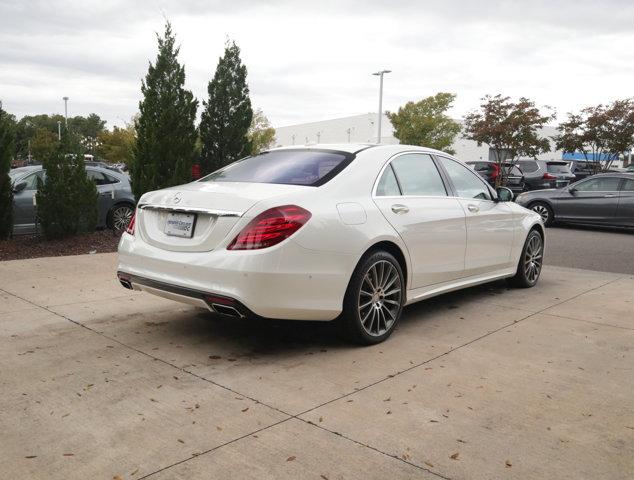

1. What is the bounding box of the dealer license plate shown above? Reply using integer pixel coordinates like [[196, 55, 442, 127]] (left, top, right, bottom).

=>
[[165, 212, 196, 238]]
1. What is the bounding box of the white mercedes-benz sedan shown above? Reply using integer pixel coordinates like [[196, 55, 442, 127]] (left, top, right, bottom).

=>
[[117, 144, 544, 344]]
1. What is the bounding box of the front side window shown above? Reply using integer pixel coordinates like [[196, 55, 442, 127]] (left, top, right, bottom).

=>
[[201, 150, 350, 186], [621, 179, 634, 191], [389, 154, 447, 196], [575, 177, 620, 192], [439, 157, 491, 200]]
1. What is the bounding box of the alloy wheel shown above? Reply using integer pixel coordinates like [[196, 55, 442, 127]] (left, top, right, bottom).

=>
[[523, 233, 543, 284], [112, 206, 134, 231], [531, 204, 550, 223], [358, 260, 402, 337]]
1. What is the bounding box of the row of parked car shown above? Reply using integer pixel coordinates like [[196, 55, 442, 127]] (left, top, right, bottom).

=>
[[467, 159, 634, 228]]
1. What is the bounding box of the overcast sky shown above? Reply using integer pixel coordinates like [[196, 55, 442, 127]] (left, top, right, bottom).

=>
[[1, 0, 632, 129]]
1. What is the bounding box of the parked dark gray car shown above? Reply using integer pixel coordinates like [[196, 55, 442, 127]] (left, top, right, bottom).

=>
[[516, 159, 576, 191], [9, 165, 135, 234], [514, 173, 634, 227]]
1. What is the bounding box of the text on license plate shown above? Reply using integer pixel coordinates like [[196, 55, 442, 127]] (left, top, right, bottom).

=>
[[165, 212, 196, 238]]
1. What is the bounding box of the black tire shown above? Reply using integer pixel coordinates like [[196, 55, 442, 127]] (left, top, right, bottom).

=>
[[529, 201, 553, 227], [341, 250, 405, 345], [107, 203, 134, 231], [507, 229, 544, 288]]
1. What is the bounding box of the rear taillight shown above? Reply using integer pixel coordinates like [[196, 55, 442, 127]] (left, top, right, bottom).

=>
[[542, 173, 556, 180], [126, 210, 136, 235], [491, 163, 500, 179], [227, 205, 311, 250]]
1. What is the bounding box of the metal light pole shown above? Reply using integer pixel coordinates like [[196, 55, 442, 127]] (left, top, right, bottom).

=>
[[372, 70, 391, 143], [62, 96, 69, 125]]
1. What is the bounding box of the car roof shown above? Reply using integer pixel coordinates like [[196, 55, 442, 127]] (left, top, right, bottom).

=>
[[269, 143, 375, 154]]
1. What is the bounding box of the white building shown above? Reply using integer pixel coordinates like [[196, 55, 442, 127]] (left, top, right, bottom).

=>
[[274, 113, 563, 161]]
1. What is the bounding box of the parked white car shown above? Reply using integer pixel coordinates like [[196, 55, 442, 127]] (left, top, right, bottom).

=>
[[117, 144, 544, 344]]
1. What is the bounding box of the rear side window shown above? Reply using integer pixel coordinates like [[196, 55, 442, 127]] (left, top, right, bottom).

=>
[[201, 150, 351, 186], [547, 163, 572, 174], [518, 160, 538, 173], [390, 154, 447, 196], [376, 165, 401, 196]]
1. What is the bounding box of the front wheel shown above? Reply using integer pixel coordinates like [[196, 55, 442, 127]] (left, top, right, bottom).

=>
[[507, 229, 544, 288], [341, 251, 405, 345]]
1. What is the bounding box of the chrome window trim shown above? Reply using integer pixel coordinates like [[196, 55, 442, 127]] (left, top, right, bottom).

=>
[[138, 204, 243, 217]]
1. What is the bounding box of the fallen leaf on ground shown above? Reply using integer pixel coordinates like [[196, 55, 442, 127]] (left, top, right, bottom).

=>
[[450, 452, 460, 460], [241, 407, 249, 412], [131, 468, 139, 476], [286, 456, 296, 462], [424, 461, 434, 468], [62, 453, 74, 456], [209, 355, 222, 360], [177, 439, 184, 444], [505, 460, 512, 468], [25, 455, 37, 459]]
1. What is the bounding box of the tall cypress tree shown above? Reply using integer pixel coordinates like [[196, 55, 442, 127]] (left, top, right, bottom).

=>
[[0, 101, 16, 239], [132, 22, 198, 199], [199, 40, 253, 175], [36, 129, 98, 239]]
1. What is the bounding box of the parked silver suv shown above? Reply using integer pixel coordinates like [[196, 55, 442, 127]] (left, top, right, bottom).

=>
[[9, 165, 135, 234]]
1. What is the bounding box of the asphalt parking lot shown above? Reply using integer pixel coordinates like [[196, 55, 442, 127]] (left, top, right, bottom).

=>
[[545, 225, 634, 274], [1, 249, 633, 479]]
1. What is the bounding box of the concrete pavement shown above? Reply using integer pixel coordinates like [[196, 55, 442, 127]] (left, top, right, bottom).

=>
[[0, 253, 632, 479]]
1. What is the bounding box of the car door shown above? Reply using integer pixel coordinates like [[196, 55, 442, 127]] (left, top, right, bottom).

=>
[[372, 153, 467, 289], [86, 169, 115, 226], [436, 156, 515, 276], [12, 171, 44, 234], [615, 178, 634, 227], [556, 176, 620, 223]]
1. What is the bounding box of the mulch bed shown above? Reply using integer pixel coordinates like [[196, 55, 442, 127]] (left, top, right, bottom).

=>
[[0, 230, 123, 261]]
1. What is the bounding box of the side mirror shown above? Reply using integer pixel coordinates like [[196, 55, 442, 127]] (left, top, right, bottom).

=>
[[568, 187, 577, 194], [496, 186, 514, 202], [13, 181, 27, 193]]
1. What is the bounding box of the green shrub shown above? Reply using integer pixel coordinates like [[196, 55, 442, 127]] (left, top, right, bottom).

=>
[[0, 101, 16, 240], [36, 133, 98, 239]]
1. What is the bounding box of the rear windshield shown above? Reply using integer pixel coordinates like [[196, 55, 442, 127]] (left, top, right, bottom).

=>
[[200, 150, 351, 186], [547, 163, 571, 174], [518, 160, 538, 173], [503, 165, 522, 176]]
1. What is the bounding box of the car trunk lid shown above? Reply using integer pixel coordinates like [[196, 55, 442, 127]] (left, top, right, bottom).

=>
[[137, 182, 307, 252]]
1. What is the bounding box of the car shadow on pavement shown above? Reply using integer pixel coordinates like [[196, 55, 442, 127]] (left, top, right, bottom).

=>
[[131, 280, 506, 357]]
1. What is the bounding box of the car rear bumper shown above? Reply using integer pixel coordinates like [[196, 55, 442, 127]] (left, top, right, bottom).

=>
[[117, 233, 357, 321]]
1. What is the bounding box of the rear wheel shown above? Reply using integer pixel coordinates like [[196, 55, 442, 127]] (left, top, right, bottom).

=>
[[341, 251, 404, 345], [107, 204, 134, 231], [507, 229, 544, 288], [529, 201, 553, 226]]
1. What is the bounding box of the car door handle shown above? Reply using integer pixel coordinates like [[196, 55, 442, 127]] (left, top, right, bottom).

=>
[[603, 194, 617, 198], [391, 204, 409, 214], [467, 204, 479, 213]]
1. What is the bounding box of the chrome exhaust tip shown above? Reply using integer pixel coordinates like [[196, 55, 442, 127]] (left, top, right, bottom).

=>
[[210, 303, 244, 318], [119, 279, 133, 290]]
